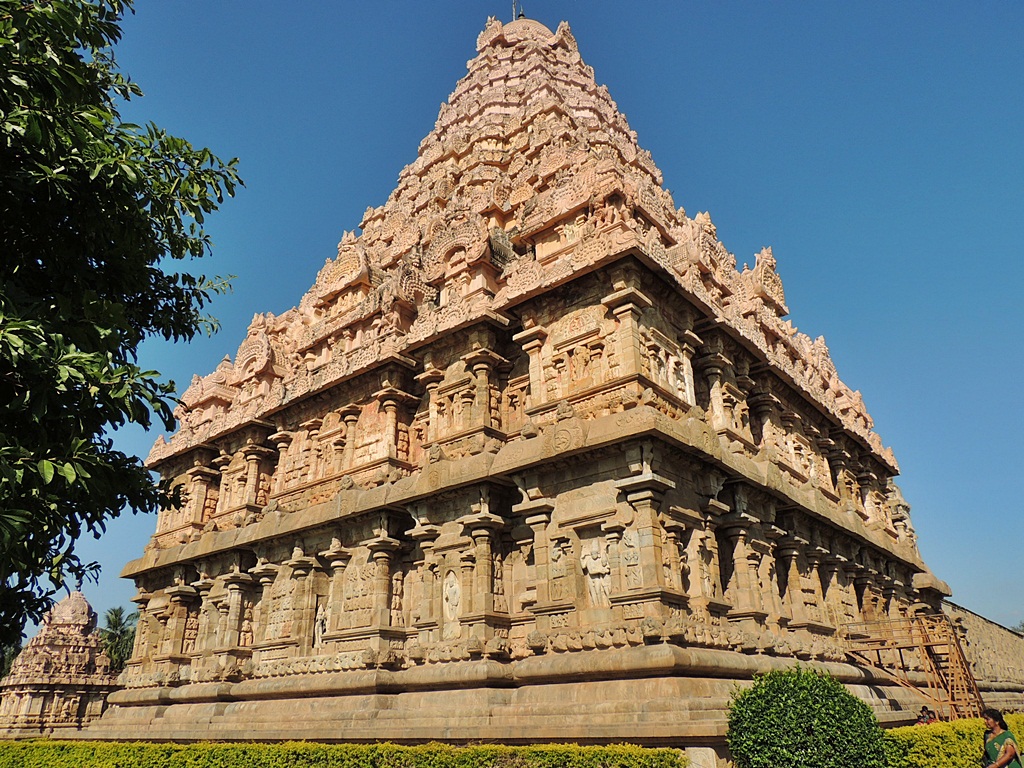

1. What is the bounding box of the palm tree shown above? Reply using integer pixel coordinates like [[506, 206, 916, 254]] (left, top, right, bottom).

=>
[[99, 606, 138, 673]]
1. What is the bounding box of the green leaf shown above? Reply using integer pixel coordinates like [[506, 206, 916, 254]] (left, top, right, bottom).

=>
[[37, 460, 55, 485]]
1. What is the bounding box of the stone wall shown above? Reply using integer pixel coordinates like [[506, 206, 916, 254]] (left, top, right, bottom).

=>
[[945, 600, 1024, 712]]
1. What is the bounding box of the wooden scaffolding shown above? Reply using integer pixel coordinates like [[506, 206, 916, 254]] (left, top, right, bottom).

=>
[[842, 613, 984, 720]]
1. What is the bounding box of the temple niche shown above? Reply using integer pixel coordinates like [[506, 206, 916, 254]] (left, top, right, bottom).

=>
[[0, 592, 118, 737], [79, 14, 1019, 759]]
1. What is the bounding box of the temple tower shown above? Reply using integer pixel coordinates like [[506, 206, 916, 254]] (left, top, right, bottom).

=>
[[79, 16, 1007, 759]]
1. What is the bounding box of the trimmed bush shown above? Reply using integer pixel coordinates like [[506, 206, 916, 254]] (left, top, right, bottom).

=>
[[885, 713, 1024, 768], [726, 667, 887, 768], [0, 740, 687, 768]]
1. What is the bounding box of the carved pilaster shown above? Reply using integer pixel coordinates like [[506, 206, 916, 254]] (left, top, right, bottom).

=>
[[221, 567, 253, 649], [373, 386, 417, 461], [367, 535, 402, 628], [462, 347, 508, 430], [185, 463, 219, 529], [284, 547, 319, 650], [511, 325, 547, 410], [250, 560, 279, 644], [614, 472, 675, 590], [268, 431, 294, 494], [414, 365, 445, 443], [338, 404, 361, 471], [601, 280, 653, 380], [241, 443, 274, 506], [408, 521, 440, 629], [319, 538, 350, 633]]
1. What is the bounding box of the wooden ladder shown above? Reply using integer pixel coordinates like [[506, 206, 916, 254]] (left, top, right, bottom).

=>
[[842, 613, 984, 720]]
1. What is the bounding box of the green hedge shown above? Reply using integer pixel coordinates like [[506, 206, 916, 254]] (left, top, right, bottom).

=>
[[884, 713, 1024, 768], [0, 741, 687, 768]]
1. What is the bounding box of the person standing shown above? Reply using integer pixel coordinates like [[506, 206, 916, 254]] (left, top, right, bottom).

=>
[[982, 708, 1022, 768]]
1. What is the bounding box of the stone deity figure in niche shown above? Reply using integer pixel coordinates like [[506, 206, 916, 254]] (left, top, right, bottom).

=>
[[390, 572, 404, 627], [580, 539, 611, 608], [443, 570, 461, 620], [442, 570, 461, 640], [313, 603, 327, 647]]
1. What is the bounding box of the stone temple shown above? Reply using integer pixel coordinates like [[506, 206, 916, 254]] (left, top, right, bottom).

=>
[[0, 592, 118, 737], [82, 15, 1023, 759]]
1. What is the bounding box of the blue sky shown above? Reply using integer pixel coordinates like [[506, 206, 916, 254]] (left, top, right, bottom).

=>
[[70, 2, 1023, 629]]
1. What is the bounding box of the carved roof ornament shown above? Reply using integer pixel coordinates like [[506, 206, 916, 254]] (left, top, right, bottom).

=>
[[146, 14, 896, 474]]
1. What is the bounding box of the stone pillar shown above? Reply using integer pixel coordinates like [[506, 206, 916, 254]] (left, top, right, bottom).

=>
[[720, 514, 762, 617], [777, 536, 809, 625], [760, 526, 787, 624], [460, 551, 476, 616], [373, 387, 418, 461], [601, 279, 653, 380], [462, 348, 506, 429], [660, 520, 686, 592], [222, 568, 253, 648], [678, 330, 701, 406], [367, 535, 401, 628], [250, 560, 279, 643], [461, 496, 505, 619], [164, 582, 198, 656], [269, 431, 294, 494], [695, 351, 730, 430], [339, 404, 361, 470], [185, 464, 219, 528], [284, 549, 319, 650], [688, 498, 729, 617], [414, 365, 445, 443], [514, 498, 554, 604], [511, 326, 547, 410], [408, 521, 440, 628], [299, 418, 323, 483], [190, 575, 216, 652], [614, 472, 675, 589], [212, 451, 234, 514], [242, 444, 274, 505], [129, 589, 152, 660], [319, 538, 351, 633], [602, 522, 625, 595], [821, 555, 848, 629]]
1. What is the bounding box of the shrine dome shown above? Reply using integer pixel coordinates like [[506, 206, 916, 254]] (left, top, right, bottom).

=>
[[47, 591, 97, 632], [503, 18, 554, 42]]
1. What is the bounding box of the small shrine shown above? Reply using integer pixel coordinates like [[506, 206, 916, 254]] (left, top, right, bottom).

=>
[[0, 592, 118, 737]]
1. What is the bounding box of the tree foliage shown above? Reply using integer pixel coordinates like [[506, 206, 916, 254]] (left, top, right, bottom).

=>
[[727, 667, 887, 768], [0, 639, 20, 678], [99, 605, 137, 672], [0, 0, 240, 645]]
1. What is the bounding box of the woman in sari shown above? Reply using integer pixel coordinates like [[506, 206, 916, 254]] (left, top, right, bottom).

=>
[[983, 708, 1022, 768]]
